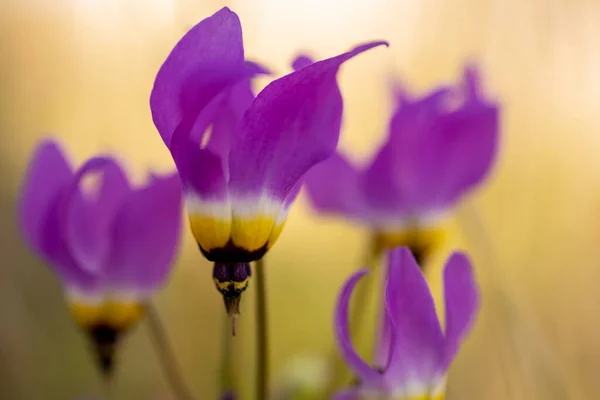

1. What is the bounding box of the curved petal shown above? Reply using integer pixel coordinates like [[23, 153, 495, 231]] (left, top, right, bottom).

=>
[[42, 192, 99, 293], [19, 139, 73, 253], [228, 41, 389, 204], [335, 269, 383, 386], [330, 388, 361, 400], [63, 157, 131, 273], [291, 54, 315, 71], [361, 88, 454, 216], [303, 153, 364, 217], [384, 248, 445, 389], [442, 252, 480, 368], [104, 173, 183, 296], [150, 6, 246, 148], [420, 102, 499, 206]]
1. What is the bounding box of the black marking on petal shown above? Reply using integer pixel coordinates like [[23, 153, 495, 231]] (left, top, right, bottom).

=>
[[87, 324, 123, 378], [199, 240, 268, 263]]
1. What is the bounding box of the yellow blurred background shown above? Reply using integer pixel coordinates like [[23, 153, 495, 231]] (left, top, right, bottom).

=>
[[2, 0, 600, 399]]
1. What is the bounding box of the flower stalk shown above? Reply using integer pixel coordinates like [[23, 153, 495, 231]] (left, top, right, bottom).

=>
[[146, 303, 195, 400], [255, 258, 269, 400]]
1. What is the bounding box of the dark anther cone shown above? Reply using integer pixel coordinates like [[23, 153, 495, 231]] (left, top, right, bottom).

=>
[[87, 324, 122, 378], [213, 262, 252, 334], [410, 245, 429, 270]]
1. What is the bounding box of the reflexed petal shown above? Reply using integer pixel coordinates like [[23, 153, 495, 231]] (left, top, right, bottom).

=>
[[420, 102, 499, 205], [63, 157, 131, 273], [374, 269, 394, 370], [244, 60, 272, 77], [228, 41, 389, 203], [330, 389, 361, 400], [291, 54, 315, 71], [19, 139, 73, 253], [150, 6, 246, 148], [442, 252, 479, 368], [41, 195, 99, 292], [303, 153, 363, 217], [104, 173, 183, 295], [361, 143, 405, 214], [335, 269, 383, 386], [384, 248, 445, 388]]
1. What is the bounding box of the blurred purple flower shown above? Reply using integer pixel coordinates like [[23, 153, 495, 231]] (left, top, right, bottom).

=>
[[18, 138, 183, 374], [150, 6, 388, 312], [304, 67, 499, 257], [333, 247, 480, 399]]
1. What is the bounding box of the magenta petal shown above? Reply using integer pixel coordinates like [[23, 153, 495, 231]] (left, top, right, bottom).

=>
[[423, 103, 499, 203], [442, 252, 480, 368], [63, 157, 131, 273], [335, 269, 383, 386], [291, 54, 315, 71], [384, 248, 445, 384], [303, 153, 363, 217], [104, 173, 183, 294], [19, 139, 73, 253], [150, 6, 246, 148], [228, 41, 389, 201]]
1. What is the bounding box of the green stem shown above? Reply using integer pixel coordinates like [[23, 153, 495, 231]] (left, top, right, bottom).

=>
[[323, 238, 379, 398], [146, 302, 195, 400], [219, 313, 237, 397], [255, 258, 269, 400]]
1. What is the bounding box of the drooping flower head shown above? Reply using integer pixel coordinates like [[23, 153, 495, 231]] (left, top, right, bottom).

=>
[[19, 139, 183, 376], [334, 247, 480, 399], [304, 67, 499, 266], [150, 6, 388, 315]]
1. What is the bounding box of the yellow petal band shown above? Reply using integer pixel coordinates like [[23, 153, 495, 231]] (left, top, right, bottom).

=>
[[69, 300, 145, 331], [189, 213, 285, 254]]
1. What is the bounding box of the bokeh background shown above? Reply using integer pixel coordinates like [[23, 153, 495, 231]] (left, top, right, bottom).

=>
[[2, 0, 600, 399]]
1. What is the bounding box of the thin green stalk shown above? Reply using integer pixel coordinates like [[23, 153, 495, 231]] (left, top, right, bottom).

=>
[[255, 258, 269, 400], [323, 238, 380, 398], [219, 313, 237, 398], [146, 302, 195, 400]]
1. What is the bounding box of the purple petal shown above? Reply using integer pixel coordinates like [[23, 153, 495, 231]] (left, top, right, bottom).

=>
[[384, 248, 445, 386], [374, 256, 394, 370], [303, 153, 363, 217], [330, 389, 360, 400], [175, 142, 228, 200], [361, 89, 455, 215], [442, 252, 480, 368], [228, 41, 388, 202], [150, 6, 246, 148], [334, 269, 383, 386], [244, 60, 272, 76], [420, 102, 499, 205], [291, 54, 315, 71], [19, 139, 73, 253], [104, 173, 183, 295], [19, 139, 98, 291], [463, 64, 483, 103], [62, 157, 131, 273], [42, 191, 99, 292]]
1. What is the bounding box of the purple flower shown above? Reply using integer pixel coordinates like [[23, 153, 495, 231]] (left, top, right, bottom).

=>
[[304, 67, 499, 258], [18, 139, 183, 374], [150, 6, 387, 262], [333, 247, 480, 399], [150, 6, 387, 312]]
